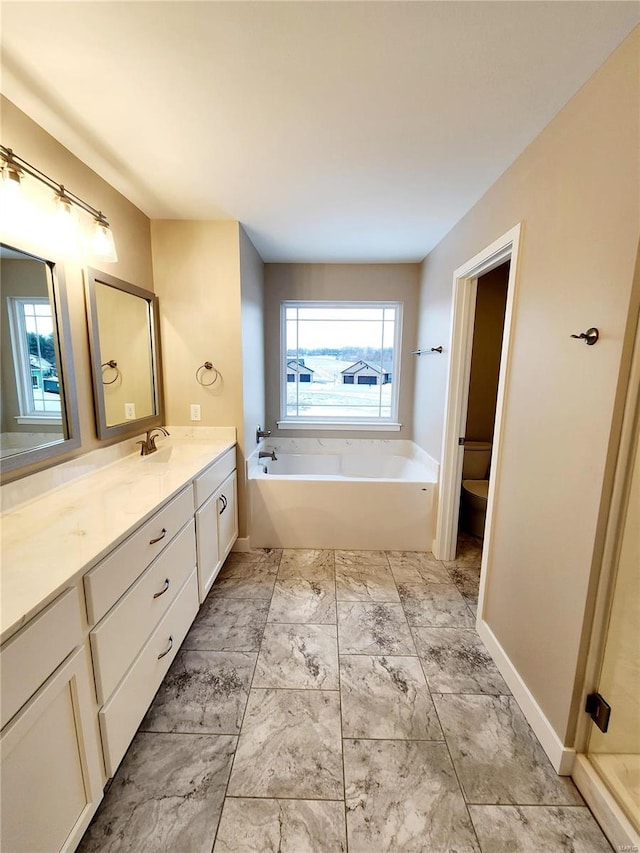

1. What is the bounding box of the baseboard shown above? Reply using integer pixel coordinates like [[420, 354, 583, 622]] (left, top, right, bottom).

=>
[[572, 754, 640, 850], [231, 537, 250, 552], [477, 618, 575, 775]]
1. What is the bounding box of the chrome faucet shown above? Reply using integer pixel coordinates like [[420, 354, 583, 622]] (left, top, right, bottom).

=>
[[256, 425, 272, 443], [137, 426, 170, 456], [258, 450, 277, 462]]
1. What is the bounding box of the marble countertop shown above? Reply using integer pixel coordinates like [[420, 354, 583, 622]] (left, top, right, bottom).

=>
[[0, 434, 235, 644]]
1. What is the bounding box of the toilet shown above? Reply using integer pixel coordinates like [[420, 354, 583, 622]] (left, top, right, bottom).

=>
[[460, 441, 492, 539]]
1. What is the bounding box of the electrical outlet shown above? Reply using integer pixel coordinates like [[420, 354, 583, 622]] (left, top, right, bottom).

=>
[[125, 403, 136, 420], [190, 404, 201, 421]]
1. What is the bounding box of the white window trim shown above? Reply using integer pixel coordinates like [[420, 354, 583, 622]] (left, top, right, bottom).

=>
[[277, 420, 402, 431], [280, 300, 403, 428], [7, 296, 63, 423]]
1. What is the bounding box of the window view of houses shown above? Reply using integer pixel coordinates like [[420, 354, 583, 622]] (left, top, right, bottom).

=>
[[283, 303, 399, 420]]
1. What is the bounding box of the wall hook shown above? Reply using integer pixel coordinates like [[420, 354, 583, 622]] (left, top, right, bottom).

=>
[[570, 327, 599, 346]]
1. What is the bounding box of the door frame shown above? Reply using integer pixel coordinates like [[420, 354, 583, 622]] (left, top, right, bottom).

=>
[[433, 224, 522, 572], [571, 289, 640, 849]]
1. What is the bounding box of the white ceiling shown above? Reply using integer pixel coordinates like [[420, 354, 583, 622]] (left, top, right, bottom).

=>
[[1, 2, 638, 262]]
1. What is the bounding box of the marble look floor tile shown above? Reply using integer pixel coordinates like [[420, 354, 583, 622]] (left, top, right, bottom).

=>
[[78, 732, 236, 853], [468, 805, 612, 852], [443, 533, 483, 569], [141, 650, 256, 735], [212, 572, 277, 600], [412, 627, 510, 694], [224, 547, 282, 567], [344, 739, 479, 853], [218, 555, 279, 580], [447, 565, 481, 610], [213, 798, 346, 852], [335, 565, 400, 602], [253, 623, 339, 689], [335, 549, 389, 567], [434, 694, 584, 805], [337, 602, 416, 655], [398, 581, 475, 627], [227, 689, 343, 799], [268, 577, 336, 623], [278, 549, 335, 580], [183, 597, 269, 651], [386, 551, 451, 583], [340, 655, 442, 740]]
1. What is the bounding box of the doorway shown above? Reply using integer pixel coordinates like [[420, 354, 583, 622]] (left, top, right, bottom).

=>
[[457, 261, 510, 561], [433, 224, 522, 593]]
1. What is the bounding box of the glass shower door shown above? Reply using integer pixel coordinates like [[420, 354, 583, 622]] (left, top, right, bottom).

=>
[[587, 414, 640, 833]]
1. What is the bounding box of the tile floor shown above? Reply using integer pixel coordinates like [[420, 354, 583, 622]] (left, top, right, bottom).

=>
[[79, 535, 612, 852]]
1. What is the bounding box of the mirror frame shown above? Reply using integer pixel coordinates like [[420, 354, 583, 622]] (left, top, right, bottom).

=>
[[0, 243, 81, 480], [85, 267, 164, 440]]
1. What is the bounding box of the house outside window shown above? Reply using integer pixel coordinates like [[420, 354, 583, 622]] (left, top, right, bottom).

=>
[[7, 297, 62, 420], [280, 301, 402, 429]]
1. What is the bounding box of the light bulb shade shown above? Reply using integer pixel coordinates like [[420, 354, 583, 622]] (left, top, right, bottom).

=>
[[2, 164, 23, 203], [92, 218, 118, 263], [53, 193, 77, 252]]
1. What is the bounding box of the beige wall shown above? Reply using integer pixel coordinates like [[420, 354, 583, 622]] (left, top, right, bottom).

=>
[[465, 264, 509, 442], [240, 225, 266, 459], [264, 263, 420, 440], [151, 220, 263, 538], [1, 97, 154, 477], [413, 29, 640, 743]]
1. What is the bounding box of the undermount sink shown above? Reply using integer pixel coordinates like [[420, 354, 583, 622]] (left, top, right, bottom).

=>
[[141, 446, 173, 464]]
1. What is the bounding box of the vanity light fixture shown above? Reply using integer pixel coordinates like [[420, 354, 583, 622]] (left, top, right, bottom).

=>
[[0, 144, 118, 263]]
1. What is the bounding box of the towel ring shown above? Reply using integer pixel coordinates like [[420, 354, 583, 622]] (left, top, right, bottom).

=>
[[196, 361, 220, 387], [101, 360, 120, 385]]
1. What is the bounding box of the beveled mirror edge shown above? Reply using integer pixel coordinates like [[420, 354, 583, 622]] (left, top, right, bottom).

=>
[[84, 267, 164, 441], [0, 243, 82, 482]]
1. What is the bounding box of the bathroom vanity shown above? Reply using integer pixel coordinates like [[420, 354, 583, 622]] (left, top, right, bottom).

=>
[[0, 434, 238, 852]]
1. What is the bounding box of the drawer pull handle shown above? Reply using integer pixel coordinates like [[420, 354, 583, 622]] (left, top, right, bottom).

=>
[[219, 494, 227, 515], [157, 635, 173, 660], [153, 578, 170, 599], [149, 527, 167, 545]]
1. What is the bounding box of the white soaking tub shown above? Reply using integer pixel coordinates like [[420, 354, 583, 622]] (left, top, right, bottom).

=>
[[248, 439, 438, 551]]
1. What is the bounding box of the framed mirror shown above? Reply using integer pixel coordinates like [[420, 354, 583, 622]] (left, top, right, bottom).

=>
[[0, 243, 81, 479], [85, 268, 163, 440]]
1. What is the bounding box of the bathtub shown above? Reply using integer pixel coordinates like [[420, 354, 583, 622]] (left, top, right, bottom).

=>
[[248, 439, 438, 551]]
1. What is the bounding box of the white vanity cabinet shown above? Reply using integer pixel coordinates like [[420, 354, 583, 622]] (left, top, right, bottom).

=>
[[0, 436, 238, 852], [194, 447, 238, 601], [0, 589, 104, 853], [85, 485, 199, 777]]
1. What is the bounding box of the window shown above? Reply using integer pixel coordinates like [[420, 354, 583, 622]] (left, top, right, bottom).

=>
[[8, 297, 62, 421], [280, 301, 402, 428]]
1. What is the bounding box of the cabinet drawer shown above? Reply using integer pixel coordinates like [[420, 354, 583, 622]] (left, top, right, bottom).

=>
[[1, 588, 82, 729], [90, 521, 196, 705], [193, 447, 236, 508], [99, 569, 199, 778], [84, 485, 194, 625]]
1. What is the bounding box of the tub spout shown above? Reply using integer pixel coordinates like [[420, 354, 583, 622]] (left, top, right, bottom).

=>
[[259, 450, 277, 462]]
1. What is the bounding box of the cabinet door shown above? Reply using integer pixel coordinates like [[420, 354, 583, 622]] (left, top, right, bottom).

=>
[[1, 646, 103, 853], [217, 471, 238, 564], [195, 489, 222, 602]]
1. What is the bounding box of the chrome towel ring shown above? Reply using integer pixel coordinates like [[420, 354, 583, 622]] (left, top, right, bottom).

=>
[[101, 360, 120, 385], [196, 361, 220, 386]]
